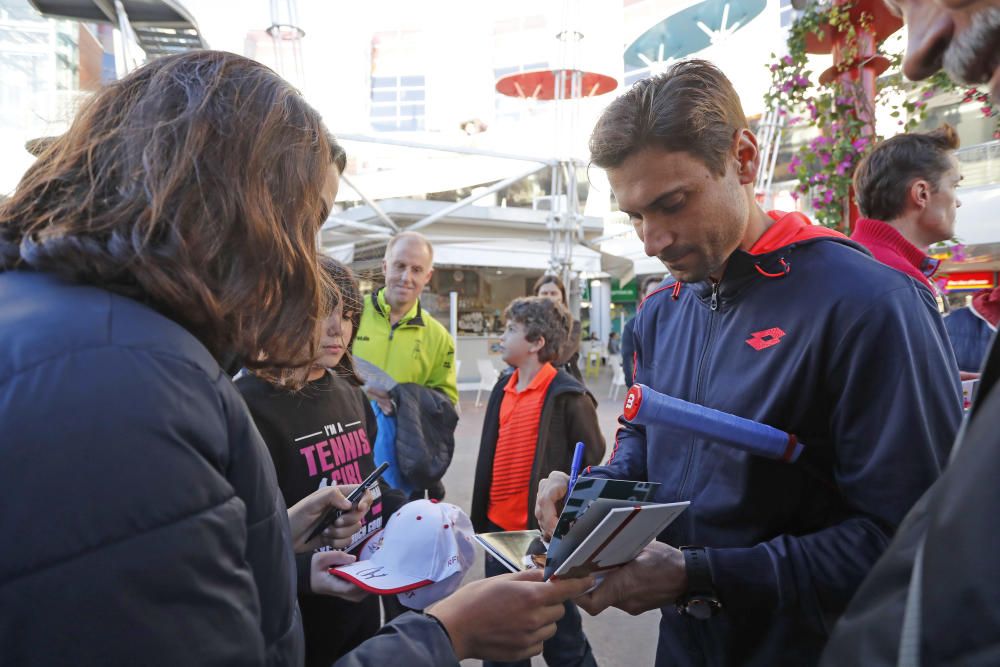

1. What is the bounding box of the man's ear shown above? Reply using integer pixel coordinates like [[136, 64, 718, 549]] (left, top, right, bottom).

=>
[[908, 178, 932, 210], [381, 258, 388, 276], [733, 129, 761, 186]]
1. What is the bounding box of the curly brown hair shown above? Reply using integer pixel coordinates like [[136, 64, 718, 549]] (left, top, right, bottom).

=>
[[504, 296, 572, 364], [0, 50, 342, 373]]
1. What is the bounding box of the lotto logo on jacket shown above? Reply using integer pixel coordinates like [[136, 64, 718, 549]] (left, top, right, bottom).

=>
[[745, 327, 786, 351]]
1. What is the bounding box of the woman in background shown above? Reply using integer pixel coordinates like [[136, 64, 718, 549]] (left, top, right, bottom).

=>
[[533, 274, 584, 382]]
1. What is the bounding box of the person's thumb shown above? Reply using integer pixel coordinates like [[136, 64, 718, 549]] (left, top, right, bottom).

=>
[[545, 575, 597, 601], [314, 550, 357, 570], [314, 485, 353, 511], [508, 569, 545, 583]]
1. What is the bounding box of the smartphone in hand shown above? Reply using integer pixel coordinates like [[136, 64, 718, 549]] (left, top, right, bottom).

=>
[[305, 462, 389, 543]]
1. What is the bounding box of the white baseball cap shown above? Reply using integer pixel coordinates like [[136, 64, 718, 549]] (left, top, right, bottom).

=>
[[330, 499, 476, 609]]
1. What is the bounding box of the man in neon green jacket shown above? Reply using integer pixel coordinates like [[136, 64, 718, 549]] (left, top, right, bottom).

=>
[[354, 231, 457, 406]]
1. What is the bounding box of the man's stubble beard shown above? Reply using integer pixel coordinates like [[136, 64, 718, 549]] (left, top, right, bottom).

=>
[[942, 7, 1000, 89]]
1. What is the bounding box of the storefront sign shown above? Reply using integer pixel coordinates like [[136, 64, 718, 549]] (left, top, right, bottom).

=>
[[611, 279, 638, 303], [940, 271, 997, 291]]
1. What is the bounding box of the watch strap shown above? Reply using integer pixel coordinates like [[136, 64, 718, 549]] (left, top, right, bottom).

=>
[[681, 546, 714, 596]]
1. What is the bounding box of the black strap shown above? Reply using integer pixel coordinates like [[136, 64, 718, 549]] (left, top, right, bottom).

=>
[[681, 546, 714, 595]]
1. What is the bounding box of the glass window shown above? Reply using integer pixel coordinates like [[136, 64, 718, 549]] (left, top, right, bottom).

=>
[[370, 104, 398, 118], [399, 103, 424, 118]]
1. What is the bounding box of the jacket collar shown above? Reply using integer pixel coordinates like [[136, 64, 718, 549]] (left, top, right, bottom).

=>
[[373, 288, 424, 327], [688, 210, 854, 306], [497, 366, 593, 401], [851, 217, 940, 280]]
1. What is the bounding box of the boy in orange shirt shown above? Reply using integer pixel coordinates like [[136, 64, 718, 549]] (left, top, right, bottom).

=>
[[471, 296, 605, 667]]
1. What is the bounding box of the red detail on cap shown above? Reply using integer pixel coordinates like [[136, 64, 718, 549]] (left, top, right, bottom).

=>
[[329, 569, 434, 594], [443, 524, 450, 529], [623, 385, 642, 421], [782, 434, 799, 462], [745, 327, 786, 351], [416, 516, 422, 520]]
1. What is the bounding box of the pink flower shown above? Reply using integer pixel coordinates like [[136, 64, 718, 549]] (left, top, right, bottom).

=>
[[783, 55, 794, 65], [851, 137, 868, 151]]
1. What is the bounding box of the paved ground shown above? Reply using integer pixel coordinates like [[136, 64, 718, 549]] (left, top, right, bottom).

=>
[[443, 366, 660, 667]]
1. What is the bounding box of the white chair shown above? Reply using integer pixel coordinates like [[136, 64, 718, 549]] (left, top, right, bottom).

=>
[[608, 359, 626, 401], [475, 358, 499, 408]]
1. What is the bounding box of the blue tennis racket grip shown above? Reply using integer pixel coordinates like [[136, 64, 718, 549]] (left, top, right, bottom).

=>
[[623, 384, 804, 463]]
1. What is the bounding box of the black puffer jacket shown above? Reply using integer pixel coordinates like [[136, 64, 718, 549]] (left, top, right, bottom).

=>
[[0, 271, 302, 666], [391, 382, 459, 496]]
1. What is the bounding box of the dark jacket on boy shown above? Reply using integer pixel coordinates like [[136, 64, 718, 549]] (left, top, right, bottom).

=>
[[471, 368, 605, 533]]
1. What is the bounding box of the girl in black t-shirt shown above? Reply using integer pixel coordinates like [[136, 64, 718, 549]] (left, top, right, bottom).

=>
[[237, 257, 402, 666]]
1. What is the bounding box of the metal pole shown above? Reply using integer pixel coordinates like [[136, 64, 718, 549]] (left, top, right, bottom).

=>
[[339, 173, 400, 232], [322, 216, 395, 234], [407, 163, 549, 231], [450, 291, 458, 341], [337, 133, 555, 165]]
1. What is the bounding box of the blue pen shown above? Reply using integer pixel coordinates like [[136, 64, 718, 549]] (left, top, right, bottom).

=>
[[568, 441, 585, 494]]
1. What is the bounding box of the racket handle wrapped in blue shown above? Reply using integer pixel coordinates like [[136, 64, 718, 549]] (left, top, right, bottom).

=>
[[622, 384, 804, 463]]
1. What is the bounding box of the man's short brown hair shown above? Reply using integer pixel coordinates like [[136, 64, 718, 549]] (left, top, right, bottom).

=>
[[503, 296, 572, 364], [853, 124, 960, 221], [589, 59, 748, 176], [641, 275, 662, 296]]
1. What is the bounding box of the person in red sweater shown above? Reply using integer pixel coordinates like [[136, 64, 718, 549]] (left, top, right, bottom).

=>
[[851, 124, 962, 308]]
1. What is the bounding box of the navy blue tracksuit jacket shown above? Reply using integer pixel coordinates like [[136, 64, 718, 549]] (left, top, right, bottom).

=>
[[587, 212, 962, 666]]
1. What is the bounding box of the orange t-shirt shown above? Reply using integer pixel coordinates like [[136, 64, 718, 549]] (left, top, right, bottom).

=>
[[487, 363, 558, 530]]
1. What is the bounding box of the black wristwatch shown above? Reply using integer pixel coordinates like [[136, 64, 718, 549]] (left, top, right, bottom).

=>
[[676, 546, 722, 620]]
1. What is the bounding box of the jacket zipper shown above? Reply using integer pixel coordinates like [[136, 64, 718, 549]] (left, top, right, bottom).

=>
[[677, 280, 720, 500]]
